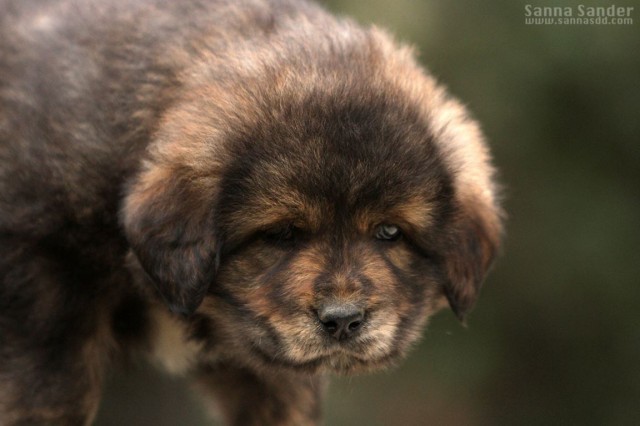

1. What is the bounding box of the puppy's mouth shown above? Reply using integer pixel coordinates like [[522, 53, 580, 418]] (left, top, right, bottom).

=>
[[234, 308, 408, 374], [249, 339, 400, 374]]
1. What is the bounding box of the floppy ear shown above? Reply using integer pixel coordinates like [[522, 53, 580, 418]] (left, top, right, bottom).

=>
[[122, 162, 219, 316], [411, 80, 503, 321], [442, 200, 502, 322]]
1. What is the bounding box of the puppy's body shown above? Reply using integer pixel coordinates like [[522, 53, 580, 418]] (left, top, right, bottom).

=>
[[0, 0, 502, 424]]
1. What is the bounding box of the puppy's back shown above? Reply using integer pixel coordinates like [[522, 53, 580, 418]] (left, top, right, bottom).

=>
[[0, 0, 324, 237]]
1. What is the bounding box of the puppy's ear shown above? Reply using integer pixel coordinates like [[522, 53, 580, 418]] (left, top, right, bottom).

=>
[[122, 163, 219, 316], [442, 200, 502, 322], [412, 82, 502, 321]]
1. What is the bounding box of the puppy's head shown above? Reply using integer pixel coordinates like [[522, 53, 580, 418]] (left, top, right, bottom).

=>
[[122, 28, 502, 373]]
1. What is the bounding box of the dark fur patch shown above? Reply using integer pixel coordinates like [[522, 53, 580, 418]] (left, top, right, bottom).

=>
[[111, 294, 150, 345]]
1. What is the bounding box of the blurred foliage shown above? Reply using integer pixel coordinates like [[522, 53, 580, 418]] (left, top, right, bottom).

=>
[[96, 0, 640, 425]]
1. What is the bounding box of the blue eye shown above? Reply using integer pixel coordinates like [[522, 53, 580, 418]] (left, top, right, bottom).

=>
[[375, 224, 401, 241]]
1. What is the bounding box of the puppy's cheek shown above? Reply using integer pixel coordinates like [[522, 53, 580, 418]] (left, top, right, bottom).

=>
[[277, 316, 326, 362], [242, 252, 326, 362], [209, 247, 326, 361], [194, 256, 278, 354], [360, 248, 441, 355], [357, 309, 401, 358]]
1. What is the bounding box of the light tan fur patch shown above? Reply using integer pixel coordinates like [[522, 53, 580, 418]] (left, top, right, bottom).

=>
[[149, 307, 204, 375]]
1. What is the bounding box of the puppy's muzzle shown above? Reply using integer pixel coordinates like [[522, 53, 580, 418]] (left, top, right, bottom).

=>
[[317, 304, 365, 341]]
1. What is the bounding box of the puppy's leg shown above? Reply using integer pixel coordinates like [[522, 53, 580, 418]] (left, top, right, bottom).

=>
[[0, 239, 107, 425], [195, 363, 325, 426]]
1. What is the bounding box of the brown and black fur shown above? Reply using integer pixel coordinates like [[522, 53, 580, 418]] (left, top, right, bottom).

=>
[[0, 0, 503, 424]]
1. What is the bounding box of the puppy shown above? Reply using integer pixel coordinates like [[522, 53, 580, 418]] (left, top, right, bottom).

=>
[[0, 0, 503, 424]]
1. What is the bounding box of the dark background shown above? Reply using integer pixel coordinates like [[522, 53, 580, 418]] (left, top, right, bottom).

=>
[[96, 0, 640, 424]]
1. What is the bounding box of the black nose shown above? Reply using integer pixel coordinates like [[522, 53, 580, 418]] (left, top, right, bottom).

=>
[[317, 304, 365, 341]]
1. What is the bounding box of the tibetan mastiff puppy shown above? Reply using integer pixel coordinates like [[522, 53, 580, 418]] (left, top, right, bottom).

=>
[[0, 0, 503, 424]]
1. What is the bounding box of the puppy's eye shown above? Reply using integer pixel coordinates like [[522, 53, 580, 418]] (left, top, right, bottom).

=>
[[375, 224, 401, 241], [263, 224, 296, 243]]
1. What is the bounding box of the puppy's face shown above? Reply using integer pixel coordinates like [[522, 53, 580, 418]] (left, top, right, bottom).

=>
[[122, 32, 502, 374], [204, 98, 452, 373]]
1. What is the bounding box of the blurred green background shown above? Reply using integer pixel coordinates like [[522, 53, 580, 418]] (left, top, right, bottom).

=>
[[96, 0, 640, 425]]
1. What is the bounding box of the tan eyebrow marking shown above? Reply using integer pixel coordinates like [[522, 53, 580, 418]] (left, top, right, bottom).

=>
[[355, 195, 434, 234], [224, 191, 327, 243]]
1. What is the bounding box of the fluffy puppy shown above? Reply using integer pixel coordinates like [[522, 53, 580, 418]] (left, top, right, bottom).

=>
[[0, 0, 503, 424]]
